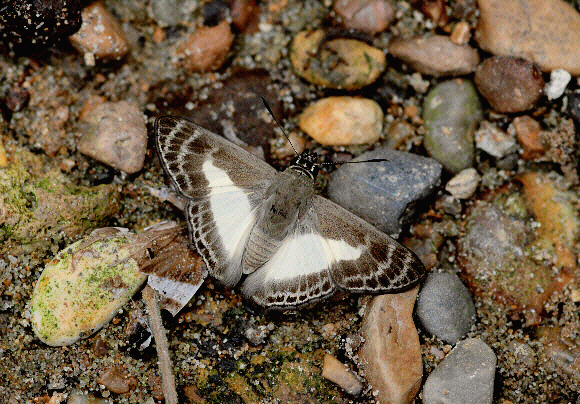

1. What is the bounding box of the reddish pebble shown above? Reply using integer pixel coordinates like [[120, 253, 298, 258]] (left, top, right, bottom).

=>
[[97, 365, 138, 394], [176, 21, 234, 72], [334, 0, 395, 35], [474, 56, 544, 113], [511, 115, 545, 160]]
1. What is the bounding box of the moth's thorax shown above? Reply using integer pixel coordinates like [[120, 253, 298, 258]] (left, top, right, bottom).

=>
[[289, 150, 320, 179]]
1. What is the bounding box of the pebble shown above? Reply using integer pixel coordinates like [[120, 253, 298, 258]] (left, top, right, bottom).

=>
[[290, 29, 386, 90], [416, 272, 476, 343], [230, 0, 260, 32], [359, 289, 423, 404], [176, 20, 234, 72], [445, 168, 480, 200], [450, 21, 471, 45], [545, 68, 572, 100], [475, 120, 517, 159], [328, 147, 442, 235], [510, 115, 545, 160], [97, 365, 139, 394], [333, 0, 395, 35], [68, 389, 110, 404], [69, 1, 130, 62], [321, 353, 363, 396], [77, 100, 147, 174], [474, 56, 544, 114], [386, 119, 416, 149], [422, 79, 482, 173], [388, 35, 480, 77], [30, 228, 148, 346], [570, 91, 580, 125], [1, 0, 82, 47], [298, 97, 383, 146], [422, 338, 496, 404], [475, 0, 580, 75]]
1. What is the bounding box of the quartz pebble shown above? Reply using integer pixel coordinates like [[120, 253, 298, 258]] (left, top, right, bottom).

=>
[[321, 354, 363, 396], [423, 339, 496, 404], [298, 97, 383, 146], [445, 168, 480, 199], [69, 1, 130, 61], [328, 147, 441, 235], [475, 0, 580, 75], [474, 56, 544, 113], [416, 272, 476, 343], [545, 69, 572, 100], [475, 120, 517, 159], [77, 100, 147, 174], [290, 29, 386, 90], [423, 79, 482, 173], [359, 289, 423, 404], [333, 0, 395, 35], [388, 35, 479, 77], [176, 20, 234, 72]]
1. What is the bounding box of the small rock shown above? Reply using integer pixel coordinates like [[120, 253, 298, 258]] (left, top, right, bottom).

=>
[[321, 353, 363, 396], [359, 289, 423, 404], [0, 0, 82, 47], [230, 0, 260, 32], [450, 21, 471, 45], [77, 100, 147, 174], [510, 115, 545, 160], [69, 1, 130, 61], [475, 0, 580, 75], [412, 0, 448, 26], [416, 272, 476, 343], [333, 0, 395, 35], [290, 29, 386, 90], [545, 68, 572, 100], [445, 168, 480, 199], [423, 338, 496, 404], [5, 85, 30, 112], [386, 119, 416, 149], [474, 56, 544, 113], [475, 120, 517, 158], [328, 147, 442, 235], [298, 97, 383, 146], [97, 365, 139, 394], [176, 20, 235, 72], [388, 35, 480, 77], [423, 79, 482, 173], [68, 389, 109, 404]]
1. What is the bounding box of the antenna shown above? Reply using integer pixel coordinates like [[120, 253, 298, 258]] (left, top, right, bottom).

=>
[[262, 96, 388, 166]]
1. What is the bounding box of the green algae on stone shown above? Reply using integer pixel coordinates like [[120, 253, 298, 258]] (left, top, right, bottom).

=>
[[0, 146, 120, 255], [290, 29, 386, 90], [31, 228, 147, 346]]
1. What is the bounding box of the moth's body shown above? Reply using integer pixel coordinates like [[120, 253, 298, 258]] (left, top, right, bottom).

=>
[[155, 116, 427, 310], [243, 169, 315, 274]]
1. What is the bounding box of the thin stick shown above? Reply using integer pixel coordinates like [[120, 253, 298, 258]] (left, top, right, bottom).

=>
[[142, 285, 178, 404]]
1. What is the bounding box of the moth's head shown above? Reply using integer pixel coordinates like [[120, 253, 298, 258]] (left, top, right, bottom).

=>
[[289, 150, 320, 179]]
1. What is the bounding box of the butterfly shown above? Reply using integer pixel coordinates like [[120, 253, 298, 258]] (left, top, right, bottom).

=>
[[155, 116, 427, 310]]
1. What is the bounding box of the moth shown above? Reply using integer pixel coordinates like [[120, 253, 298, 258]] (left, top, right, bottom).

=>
[[155, 116, 427, 310]]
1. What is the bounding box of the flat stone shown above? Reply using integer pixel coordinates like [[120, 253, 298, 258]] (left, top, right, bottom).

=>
[[359, 288, 423, 404], [388, 35, 479, 77], [328, 147, 441, 235], [290, 29, 386, 90], [475, 0, 580, 75], [445, 168, 480, 200], [299, 96, 383, 146], [416, 272, 476, 343], [77, 100, 147, 174], [423, 338, 496, 404]]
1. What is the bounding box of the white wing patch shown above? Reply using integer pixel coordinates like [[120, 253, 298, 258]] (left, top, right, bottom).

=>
[[257, 233, 363, 282], [202, 159, 255, 261]]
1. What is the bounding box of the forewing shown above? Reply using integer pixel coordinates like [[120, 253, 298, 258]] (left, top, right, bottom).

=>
[[312, 196, 427, 293], [155, 116, 278, 286]]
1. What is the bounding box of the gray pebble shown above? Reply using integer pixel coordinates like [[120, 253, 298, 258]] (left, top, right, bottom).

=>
[[328, 147, 441, 235], [423, 338, 496, 404], [423, 79, 482, 174], [416, 272, 476, 343]]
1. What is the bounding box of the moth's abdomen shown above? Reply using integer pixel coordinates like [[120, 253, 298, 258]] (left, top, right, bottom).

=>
[[242, 227, 282, 274]]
